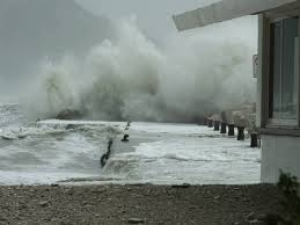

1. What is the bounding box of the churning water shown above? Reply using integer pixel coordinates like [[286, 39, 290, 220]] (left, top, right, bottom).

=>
[[0, 102, 260, 185], [0, 16, 260, 185]]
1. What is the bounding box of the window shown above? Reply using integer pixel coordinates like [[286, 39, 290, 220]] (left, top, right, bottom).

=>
[[269, 17, 299, 124]]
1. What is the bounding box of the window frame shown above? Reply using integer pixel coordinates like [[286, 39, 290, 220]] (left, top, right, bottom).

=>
[[264, 12, 300, 129]]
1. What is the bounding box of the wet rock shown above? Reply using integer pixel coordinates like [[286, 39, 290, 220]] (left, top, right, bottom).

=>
[[256, 213, 267, 221], [214, 195, 220, 200], [56, 109, 82, 120], [171, 183, 191, 188], [261, 214, 281, 224], [50, 218, 59, 223], [0, 216, 8, 222], [66, 124, 75, 130], [65, 189, 74, 195], [17, 135, 27, 139], [39, 201, 48, 207], [1, 136, 14, 141], [249, 219, 261, 225], [246, 212, 255, 221], [132, 183, 147, 187], [127, 218, 145, 224]]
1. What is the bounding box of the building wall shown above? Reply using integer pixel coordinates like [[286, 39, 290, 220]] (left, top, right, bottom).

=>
[[257, 13, 300, 184], [256, 14, 264, 128], [261, 135, 300, 183]]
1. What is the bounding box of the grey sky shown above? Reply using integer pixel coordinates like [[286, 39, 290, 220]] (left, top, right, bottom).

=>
[[75, 0, 216, 41]]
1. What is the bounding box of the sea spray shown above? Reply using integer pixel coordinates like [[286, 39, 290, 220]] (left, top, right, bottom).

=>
[[22, 16, 258, 122]]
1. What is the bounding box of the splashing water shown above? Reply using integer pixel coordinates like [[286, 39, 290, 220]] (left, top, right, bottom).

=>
[[21, 16, 258, 122]]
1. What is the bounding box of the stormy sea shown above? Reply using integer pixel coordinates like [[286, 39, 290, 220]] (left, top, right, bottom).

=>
[[0, 100, 260, 186], [0, 16, 260, 186]]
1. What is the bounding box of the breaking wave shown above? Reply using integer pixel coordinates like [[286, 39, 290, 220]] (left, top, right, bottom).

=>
[[21, 16, 258, 122]]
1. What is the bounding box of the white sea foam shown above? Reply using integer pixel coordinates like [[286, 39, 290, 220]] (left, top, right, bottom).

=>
[[0, 118, 260, 185], [21, 16, 257, 122], [129, 138, 260, 163]]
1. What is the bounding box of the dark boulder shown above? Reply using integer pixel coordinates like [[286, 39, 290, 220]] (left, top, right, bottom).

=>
[[56, 109, 82, 120]]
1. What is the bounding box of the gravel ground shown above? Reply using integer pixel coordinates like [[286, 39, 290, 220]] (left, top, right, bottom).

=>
[[0, 184, 281, 225]]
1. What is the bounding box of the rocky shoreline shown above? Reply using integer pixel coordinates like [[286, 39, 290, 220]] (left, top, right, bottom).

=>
[[0, 184, 281, 225]]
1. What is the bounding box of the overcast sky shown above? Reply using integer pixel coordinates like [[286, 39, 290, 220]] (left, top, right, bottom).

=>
[[75, 0, 217, 41]]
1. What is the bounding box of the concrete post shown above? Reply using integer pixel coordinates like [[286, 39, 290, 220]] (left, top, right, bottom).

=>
[[214, 121, 220, 131], [228, 124, 235, 136], [237, 126, 245, 141], [220, 122, 227, 134], [208, 119, 213, 128], [203, 118, 208, 126], [250, 133, 258, 147]]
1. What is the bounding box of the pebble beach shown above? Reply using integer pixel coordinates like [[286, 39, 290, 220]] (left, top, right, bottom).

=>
[[0, 184, 281, 225]]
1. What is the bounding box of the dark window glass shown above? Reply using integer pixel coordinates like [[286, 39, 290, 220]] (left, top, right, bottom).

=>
[[270, 21, 281, 118], [269, 17, 299, 121]]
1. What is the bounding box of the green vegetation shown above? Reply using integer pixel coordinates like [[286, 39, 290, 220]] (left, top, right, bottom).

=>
[[266, 171, 300, 225], [277, 170, 300, 225]]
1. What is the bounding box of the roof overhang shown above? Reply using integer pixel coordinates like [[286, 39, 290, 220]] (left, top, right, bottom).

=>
[[173, 0, 298, 31]]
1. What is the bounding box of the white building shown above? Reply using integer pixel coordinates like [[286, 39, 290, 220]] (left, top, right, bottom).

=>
[[173, 0, 300, 183]]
